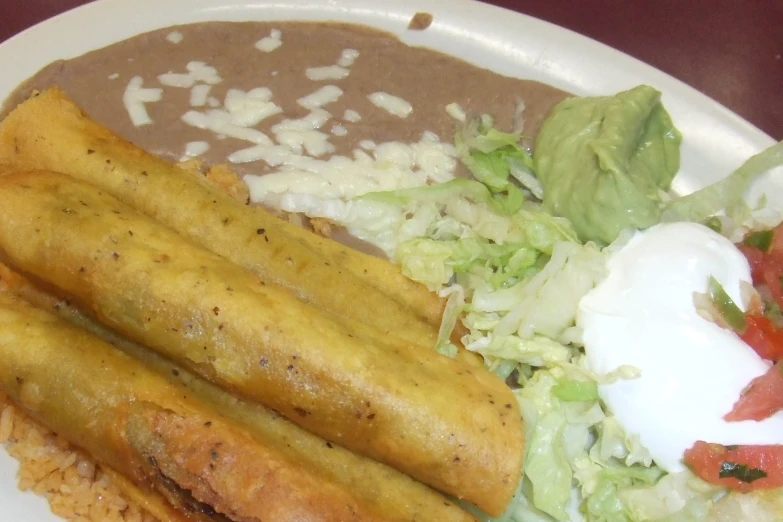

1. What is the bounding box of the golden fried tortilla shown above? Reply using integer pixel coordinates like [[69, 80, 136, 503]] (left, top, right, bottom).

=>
[[0, 262, 478, 522], [0, 292, 392, 522], [0, 171, 523, 514], [0, 87, 462, 351]]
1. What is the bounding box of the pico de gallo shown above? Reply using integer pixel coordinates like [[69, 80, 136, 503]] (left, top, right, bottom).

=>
[[685, 223, 783, 491]]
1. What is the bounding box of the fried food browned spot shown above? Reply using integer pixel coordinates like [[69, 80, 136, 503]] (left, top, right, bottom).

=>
[[177, 159, 250, 204]]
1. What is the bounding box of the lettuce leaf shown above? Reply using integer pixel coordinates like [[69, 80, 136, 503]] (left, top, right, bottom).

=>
[[398, 237, 540, 289], [358, 177, 525, 216], [393, 204, 577, 293], [553, 379, 600, 402], [456, 113, 534, 194], [435, 285, 465, 357], [493, 241, 607, 341], [353, 105, 783, 522], [517, 371, 575, 520], [584, 466, 663, 522], [467, 334, 574, 367], [663, 141, 783, 223], [396, 239, 456, 289]]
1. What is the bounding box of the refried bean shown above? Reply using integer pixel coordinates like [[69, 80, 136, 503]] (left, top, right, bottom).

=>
[[1, 21, 567, 174], [0, 21, 569, 256]]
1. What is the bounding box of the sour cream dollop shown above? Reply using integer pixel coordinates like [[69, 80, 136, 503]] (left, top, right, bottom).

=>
[[578, 222, 783, 473]]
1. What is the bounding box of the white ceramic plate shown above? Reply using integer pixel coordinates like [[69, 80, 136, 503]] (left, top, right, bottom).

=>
[[0, 0, 781, 520]]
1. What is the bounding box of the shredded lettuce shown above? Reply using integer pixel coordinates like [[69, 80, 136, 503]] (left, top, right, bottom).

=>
[[456, 113, 534, 194], [435, 285, 465, 357], [618, 471, 722, 522], [248, 99, 783, 522], [407, 211, 733, 522], [467, 334, 575, 367], [359, 177, 525, 216], [663, 141, 783, 223], [492, 241, 606, 341], [385, 113, 781, 522], [583, 465, 664, 522], [553, 379, 600, 402], [517, 370, 576, 520], [397, 237, 539, 290], [396, 239, 455, 289], [383, 192, 577, 294], [510, 363, 667, 522]]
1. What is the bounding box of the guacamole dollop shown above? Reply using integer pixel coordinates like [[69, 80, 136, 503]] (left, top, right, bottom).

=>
[[533, 85, 682, 244]]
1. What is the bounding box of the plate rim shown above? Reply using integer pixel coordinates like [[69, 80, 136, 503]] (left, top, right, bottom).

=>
[[0, 1, 780, 520]]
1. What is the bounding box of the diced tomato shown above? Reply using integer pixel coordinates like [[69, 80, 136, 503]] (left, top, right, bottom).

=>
[[761, 267, 783, 311], [725, 362, 783, 421], [739, 223, 783, 310], [731, 228, 783, 423], [738, 242, 768, 282], [770, 223, 783, 255], [741, 314, 783, 361], [684, 442, 783, 491]]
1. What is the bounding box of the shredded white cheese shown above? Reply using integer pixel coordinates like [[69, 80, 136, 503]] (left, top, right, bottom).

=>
[[243, 132, 458, 250], [272, 110, 331, 132], [305, 66, 350, 81], [241, 131, 459, 256], [306, 48, 359, 81], [180, 86, 284, 152], [331, 124, 347, 137], [511, 98, 527, 134], [190, 84, 212, 107], [255, 29, 282, 52], [421, 130, 440, 142], [337, 49, 360, 68], [224, 88, 282, 127], [297, 85, 343, 109], [343, 109, 361, 123], [272, 109, 334, 157], [358, 140, 376, 150], [367, 92, 413, 118], [181, 110, 273, 145], [181, 141, 210, 160], [226, 108, 334, 164], [108, 73, 119, 80], [158, 61, 222, 88], [227, 144, 292, 165], [445, 102, 466, 122], [166, 31, 184, 44], [123, 76, 163, 127]]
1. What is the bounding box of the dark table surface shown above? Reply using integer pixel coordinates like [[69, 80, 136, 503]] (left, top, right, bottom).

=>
[[1, 0, 781, 139]]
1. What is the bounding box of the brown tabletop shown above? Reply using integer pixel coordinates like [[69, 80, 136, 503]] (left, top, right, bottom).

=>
[[1, 0, 781, 139]]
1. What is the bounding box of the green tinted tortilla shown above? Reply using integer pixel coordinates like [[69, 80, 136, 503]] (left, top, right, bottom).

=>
[[533, 85, 682, 244]]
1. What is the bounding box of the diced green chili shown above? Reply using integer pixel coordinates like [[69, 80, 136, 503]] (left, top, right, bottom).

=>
[[763, 299, 783, 326], [708, 276, 747, 334], [704, 216, 722, 234], [743, 229, 774, 252]]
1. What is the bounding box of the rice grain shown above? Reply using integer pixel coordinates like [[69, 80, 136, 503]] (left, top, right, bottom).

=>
[[0, 393, 158, 522]]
